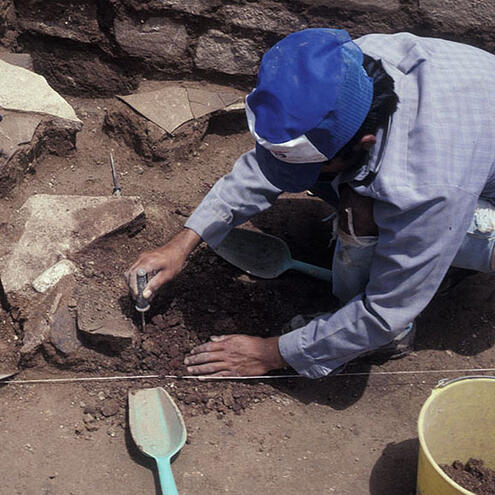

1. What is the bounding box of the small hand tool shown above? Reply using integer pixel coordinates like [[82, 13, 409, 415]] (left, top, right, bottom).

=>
[[128, 387, 187, 495], [109, 152, 122, 197], [135, 268, 150, 331], [214, 228, 333, 281]]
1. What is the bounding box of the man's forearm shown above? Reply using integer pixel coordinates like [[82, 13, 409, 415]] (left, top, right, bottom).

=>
[[174, 227, 202, 258], [185, 149, 282, 249]]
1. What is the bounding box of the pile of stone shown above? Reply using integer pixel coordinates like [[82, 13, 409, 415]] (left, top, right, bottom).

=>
[[0, 51, 81, 197]]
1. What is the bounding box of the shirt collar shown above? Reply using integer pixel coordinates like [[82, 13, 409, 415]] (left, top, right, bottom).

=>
[[339, 117, 390, 186]]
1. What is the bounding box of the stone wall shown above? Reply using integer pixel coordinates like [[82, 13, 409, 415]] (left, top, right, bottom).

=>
[[3, 0, 495, 96], [0, 0, 17, 45]]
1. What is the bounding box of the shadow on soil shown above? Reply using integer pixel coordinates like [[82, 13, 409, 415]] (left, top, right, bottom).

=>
[[369, 438, 419, 495], [416, 271, 495, 357], [268, 359, 371, 410]]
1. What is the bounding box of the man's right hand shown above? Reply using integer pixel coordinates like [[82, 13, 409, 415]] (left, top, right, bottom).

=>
[[125, 228, 201, 300]]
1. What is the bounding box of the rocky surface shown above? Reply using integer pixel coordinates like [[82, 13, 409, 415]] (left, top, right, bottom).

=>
[[32, 260, 77, 294], [114, 16, 191, 70], [1, 194, 144, 294], [420, 0, 495, 29], [103, 97, 210, 162], [0, 51, 33, 71], [0, 0, 16, 46], [194, 30, 261, 76], [77, 317, 137, 353], [0, 58, 82, 195], [2, 0, 493, 96]]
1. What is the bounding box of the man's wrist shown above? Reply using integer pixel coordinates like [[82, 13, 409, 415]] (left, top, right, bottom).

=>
[[178, 228, 202, 250], [165, 228, 201, 258], [266, 336, 288, 370]]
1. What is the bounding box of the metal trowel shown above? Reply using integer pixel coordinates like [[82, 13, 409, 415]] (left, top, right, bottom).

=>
[[214, 228, 333, 282], [128, 387, 187, 495]]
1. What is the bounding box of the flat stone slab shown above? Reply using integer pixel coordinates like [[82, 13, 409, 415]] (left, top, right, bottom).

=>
[[119, 86, 192, 134], [118, 84, 243, 134], [0, 59, 81, 123], [50, 305, 80, 356], [78, 316, 137, 353], [79, 317, 136, 347], [21, 307, 51, 356], [0, 110, 41, 157], [2, 195, 144, 293], [0, 52, 33, 71]]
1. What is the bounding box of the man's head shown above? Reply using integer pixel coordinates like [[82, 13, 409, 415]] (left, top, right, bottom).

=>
[[246, 28, 397, 191]]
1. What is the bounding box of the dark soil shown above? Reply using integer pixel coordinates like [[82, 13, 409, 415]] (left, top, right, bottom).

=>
[[441, 458, 495, 495], [67, 195, 335, 417], [3, 93, 336, 418]]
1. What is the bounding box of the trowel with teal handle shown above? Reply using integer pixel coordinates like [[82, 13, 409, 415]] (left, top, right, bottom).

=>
[[215, 227, 333, 282], [129, 387, 187, 495]]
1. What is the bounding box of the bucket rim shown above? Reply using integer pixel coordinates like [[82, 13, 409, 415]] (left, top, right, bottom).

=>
[[417, 375, 495, 495]]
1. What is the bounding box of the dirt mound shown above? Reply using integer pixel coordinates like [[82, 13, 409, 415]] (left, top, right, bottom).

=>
[[59, 209, 335, 415], [442, 458, 495, 495]]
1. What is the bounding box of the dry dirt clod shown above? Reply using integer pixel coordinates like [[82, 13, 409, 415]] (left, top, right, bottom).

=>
[[101, 399, 120, 418]]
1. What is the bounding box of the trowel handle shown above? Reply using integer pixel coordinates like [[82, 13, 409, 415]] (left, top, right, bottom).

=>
[[136, 268, 150, 312], [289, 260, 333, 282], [156, 458, 179, 495]]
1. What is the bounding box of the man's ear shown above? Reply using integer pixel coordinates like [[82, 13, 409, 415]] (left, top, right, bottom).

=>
[[359, 134, 377, 151]]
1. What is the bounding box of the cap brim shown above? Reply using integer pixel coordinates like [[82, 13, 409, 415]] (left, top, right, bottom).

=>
[[255, 143, 324, 193]]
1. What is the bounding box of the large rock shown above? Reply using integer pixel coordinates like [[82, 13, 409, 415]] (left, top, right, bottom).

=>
[[117, 83, 243, 134], [104, 81, 244, 161], [0, 0, 17, 46], [0, 111, 41, 158], [419, 0, 495, 28], [114, 16, 190, 68], [298, 0, 400, 10], [0, 53, 82, 196], [78, 317, 137, 353], [19, 289, 61, 357], [1, 195, 144, 294], [0, 114, 81, 196], [16, 0, 102, 44], [118, 0, 220, 15], [103, 97, 209, 162], [50, 304, 81, 356], [221, 4, 304, 33], [28, 41, 139, 96], [0, 59, 81, 122], [194, 30, 261, 76], [17, 282, 80, 360]]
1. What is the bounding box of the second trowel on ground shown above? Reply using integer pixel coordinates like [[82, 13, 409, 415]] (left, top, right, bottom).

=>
[[214, 228, 333, 281], [128, 387, 187, 495]]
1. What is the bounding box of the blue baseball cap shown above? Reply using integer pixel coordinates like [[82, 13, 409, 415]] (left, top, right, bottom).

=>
[[246, 28, 373, 192]]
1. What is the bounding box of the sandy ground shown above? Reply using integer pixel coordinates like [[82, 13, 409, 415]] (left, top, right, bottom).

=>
[[0, 373, 426, 495], [1, 96, 494, 494]]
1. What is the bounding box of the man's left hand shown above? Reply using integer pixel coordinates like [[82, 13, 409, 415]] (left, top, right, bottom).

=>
[[184, 335, 287, 377]]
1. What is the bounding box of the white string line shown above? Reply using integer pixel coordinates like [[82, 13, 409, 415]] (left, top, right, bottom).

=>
[[2, 367, 495, 385]]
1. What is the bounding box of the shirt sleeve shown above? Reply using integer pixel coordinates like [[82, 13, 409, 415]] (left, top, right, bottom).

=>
[[279, 184, 478, 378], [185, 148, 282, 248]]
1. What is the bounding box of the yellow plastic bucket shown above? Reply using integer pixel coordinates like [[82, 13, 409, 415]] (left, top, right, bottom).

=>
[[417, 376, 495, 495]]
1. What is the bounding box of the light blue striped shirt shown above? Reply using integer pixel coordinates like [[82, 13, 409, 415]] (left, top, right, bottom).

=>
[[185, 33, 495, 378]]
